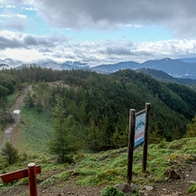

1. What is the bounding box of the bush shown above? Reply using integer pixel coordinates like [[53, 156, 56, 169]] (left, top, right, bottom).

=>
[[101, 186, 125, 196], [1, 142, 19, 164], [188, 184, 196, 193]]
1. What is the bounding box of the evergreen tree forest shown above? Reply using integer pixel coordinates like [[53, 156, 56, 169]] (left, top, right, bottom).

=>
[[1, 66, 196, 152]]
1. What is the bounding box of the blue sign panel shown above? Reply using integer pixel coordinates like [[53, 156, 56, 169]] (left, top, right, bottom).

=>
[[134, 110, 146, 147]]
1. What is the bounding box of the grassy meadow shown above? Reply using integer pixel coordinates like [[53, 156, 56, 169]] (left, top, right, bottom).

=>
[[18, 106, 53, 153]]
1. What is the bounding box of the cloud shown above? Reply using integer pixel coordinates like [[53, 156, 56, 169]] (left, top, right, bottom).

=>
[[0, 31, 68, 50], [0, 31, 24, 49], [1, 30, 196, 66], [1, 0, 196, 38], [25, 0, 196, 38], [24, 7, 35, 11], [3, 20, 25, 31], [23, 34, 38, 45], [0, 58, 22, 66], [0, 13, 27, 19]]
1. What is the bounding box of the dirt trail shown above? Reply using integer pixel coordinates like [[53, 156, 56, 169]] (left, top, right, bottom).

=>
[[0, 86, 31, 151]]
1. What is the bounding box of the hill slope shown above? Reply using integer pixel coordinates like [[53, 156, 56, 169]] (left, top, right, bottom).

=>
[[1, 138, 196, 195], [1, 67, 196, 148], [136, 68, 196, 85]]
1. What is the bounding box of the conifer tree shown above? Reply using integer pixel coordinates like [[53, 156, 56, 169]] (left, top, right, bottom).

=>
[[49, 100, 79, 163], [25, 91, 34, 107], [1, 142, 19, 164], [186, 115, 196, 137]]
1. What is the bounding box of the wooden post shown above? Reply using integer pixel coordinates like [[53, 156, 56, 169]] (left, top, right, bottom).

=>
[[142, 103, 150, 172], [28, 163, 38, 196], [0, 163, 41, 196], [127, 109, 136, 184]]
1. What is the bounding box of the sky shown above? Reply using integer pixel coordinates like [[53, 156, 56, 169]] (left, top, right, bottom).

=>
[[1, 0, 196, 67]]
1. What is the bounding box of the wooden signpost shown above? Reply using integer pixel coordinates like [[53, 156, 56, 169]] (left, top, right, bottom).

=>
[[127, 103, 150, 183], [0, 163, 41, 196]]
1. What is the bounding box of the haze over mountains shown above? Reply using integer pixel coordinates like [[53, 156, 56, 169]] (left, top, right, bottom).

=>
[[1, 57, 196, 79]]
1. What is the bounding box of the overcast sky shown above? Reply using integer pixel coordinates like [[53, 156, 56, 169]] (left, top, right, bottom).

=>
[[1, 0, 196, 66]]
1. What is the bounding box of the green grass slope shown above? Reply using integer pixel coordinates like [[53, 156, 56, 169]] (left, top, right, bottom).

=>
[[18, 106, 53, 153], [1, 137, 196, 192]]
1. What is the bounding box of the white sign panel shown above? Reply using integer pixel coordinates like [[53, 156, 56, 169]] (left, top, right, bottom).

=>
[[134, 111, 146, 147], [13, 110, 20, 114]]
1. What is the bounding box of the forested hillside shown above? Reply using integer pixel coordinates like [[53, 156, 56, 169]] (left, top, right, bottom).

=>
[[1, 66, 196, 152]]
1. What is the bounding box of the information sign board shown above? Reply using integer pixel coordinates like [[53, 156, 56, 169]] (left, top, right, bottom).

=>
[[134, 110, 146, 147], [127, 103, 150, 183]]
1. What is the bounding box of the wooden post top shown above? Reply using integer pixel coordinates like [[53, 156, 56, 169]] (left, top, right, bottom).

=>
[[28, 163, 36, 167]]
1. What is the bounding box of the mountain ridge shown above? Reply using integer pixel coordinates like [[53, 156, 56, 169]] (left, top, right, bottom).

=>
[[1, 57, 196, 79], [136, 68, 196, 85]]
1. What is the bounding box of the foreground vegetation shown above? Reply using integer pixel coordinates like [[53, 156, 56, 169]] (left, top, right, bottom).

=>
[[1, 137, 196, 194]]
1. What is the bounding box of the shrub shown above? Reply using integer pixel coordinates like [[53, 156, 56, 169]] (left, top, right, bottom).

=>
[[101, 186, 125, 196], [188, 184, 196, 193]]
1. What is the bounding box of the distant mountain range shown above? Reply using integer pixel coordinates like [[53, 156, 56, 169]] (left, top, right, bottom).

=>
[[91, 58, 196, 79], [1, 57, 196, 79]]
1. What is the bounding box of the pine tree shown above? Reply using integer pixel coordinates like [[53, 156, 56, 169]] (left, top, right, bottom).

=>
[[149, 123, 164, 144], [86, 120, 105, 151], [25, 91, 34, 107], [49, 100, 79, 163], [1, 142, 19, 164], [171, 127, 181, 140], [186, 115, 196, 137]]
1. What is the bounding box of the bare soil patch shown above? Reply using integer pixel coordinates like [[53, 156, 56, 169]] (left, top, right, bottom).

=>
[[1, 181, 105, 196]]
